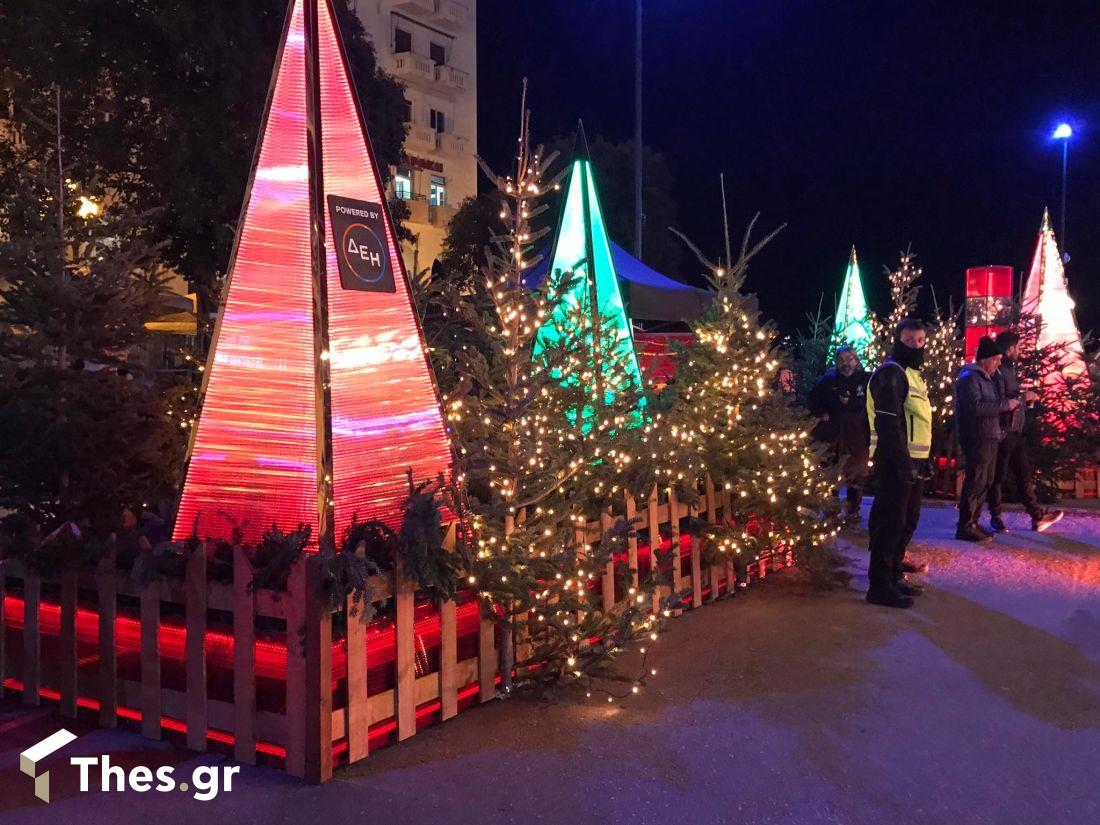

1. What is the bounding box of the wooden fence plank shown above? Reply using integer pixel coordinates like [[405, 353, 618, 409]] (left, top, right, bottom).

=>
[[284, 559, 307, 778], [439, 598, 458, 721], [705, 475, 722, 601], [647, 485, 661, 613], [97, 549, 117, 727], [345, 542, 369, 763], [185, 548, 207, 752], [22, 570, 40, 706], [624, 491, 639, 592], [304, 555, 332, 784], [668, 486, 683, 610], [140, 578, 161, 738], [59, 561, 78, 717], [232, 546, 256, 765], [394, 558, 416, 742], [600, 509, 615, 610], [478, 605, 496, 702], [690, 536, 703, 609]]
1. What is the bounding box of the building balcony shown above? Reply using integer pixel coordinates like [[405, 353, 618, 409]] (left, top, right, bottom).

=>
[[407, 123, 438, 153], [392, 0, 435, 15], [434, 132, 469, 156], [433, 0, 469, 30], [402, 195, 455, 229], [392, 51, 435, 83], [433, 64, 469, 92]]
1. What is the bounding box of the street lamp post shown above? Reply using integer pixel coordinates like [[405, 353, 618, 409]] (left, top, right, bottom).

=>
[[1052, 122, 1072, 251], [634, 0, 643, 261]]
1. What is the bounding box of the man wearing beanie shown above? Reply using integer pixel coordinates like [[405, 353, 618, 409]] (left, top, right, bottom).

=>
[[955, 336, 1021, 541], [988, 331, 1064, 532], [865, 319, 933, 608]]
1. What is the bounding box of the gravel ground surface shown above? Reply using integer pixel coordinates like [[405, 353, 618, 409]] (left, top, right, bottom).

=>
[[2, 501, 1098, 824]]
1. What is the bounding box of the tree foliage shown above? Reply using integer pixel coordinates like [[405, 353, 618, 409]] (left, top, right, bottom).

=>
[[0, 90, 182, 553], [0, 0, 407, 311]]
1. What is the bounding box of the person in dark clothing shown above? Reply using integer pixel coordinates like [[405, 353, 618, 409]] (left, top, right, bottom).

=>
[[955, 336, 1020, 541], [809, 346, 871, 523], [865, 320, 933, 609], [988, 332, 1064, 533]]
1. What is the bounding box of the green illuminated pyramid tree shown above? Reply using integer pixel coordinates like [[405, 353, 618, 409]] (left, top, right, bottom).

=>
[[833, 245, 873, 361], [534, 131, 647, 429]]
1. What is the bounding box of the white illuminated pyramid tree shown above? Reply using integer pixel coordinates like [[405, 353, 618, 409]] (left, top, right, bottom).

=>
[[1022, 208, 1087, 383]]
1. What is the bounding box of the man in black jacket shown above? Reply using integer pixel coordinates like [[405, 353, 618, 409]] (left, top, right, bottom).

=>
[[988, 332, 1064, 532], [809, 346, 871, 523], [955, 336, 1020, 541]]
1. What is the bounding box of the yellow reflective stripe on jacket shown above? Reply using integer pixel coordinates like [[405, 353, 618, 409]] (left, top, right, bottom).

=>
[[867, 364, 933, 460]]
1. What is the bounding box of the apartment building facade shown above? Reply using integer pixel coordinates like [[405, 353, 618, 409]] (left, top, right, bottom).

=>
[[354, 0, 477, 274]]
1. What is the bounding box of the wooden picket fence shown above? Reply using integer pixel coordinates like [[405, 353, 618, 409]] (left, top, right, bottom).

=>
[[0, 477, 786, 783]]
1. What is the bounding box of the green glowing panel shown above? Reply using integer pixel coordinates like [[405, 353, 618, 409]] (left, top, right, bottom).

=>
[[534, 159, 646, 426], [833, 246, 873, 361]]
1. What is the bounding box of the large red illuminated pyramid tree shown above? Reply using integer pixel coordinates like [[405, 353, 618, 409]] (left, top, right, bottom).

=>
[[174, 0, 452, 546]]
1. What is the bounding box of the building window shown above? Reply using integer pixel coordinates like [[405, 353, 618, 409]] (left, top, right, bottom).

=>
[[429, 108, 445, 134], [394, 27, 412, 53], [394, 168, 413, 200], [429, 41, 446, 66], [429, 175, 446, 207], [401, 97, 412, 124]]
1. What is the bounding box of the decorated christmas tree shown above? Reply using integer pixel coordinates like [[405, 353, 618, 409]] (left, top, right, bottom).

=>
[[438, 86, 660, 696], [173, 0, 454, 546], [832, 245, 873, 362], [1022, 208, 1087, 382], [658, 191, 845, 583]]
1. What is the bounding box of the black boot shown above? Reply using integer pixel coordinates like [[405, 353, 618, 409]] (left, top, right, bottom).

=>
[[955, 524, 993, 542], [894, 578, 925, 596], [866, 587, 914, 608]]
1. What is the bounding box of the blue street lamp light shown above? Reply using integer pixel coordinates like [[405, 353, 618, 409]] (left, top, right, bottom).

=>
[[1052, 123, 1073, 254]]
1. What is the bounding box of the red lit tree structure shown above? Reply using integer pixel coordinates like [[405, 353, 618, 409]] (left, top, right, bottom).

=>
[[173, 0, 453, 547]]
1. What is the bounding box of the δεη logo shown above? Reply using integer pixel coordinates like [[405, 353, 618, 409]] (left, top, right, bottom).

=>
[[21, 728, 240, 803]]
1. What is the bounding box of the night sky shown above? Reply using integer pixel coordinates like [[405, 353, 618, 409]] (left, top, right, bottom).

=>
[[476, 0, 1100, 336]]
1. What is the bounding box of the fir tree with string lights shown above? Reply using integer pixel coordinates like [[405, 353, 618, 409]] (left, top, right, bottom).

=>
[[655, 182, 846, 585], [922, 298, 962, 448], [868, 249, 922, 368], [433, 83, 664, 699], [0, 87, 183, 557], [868, 250, 959, 446]]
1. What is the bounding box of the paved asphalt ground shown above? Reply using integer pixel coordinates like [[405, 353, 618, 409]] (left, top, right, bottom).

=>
[[1, 501, 1098, 824]]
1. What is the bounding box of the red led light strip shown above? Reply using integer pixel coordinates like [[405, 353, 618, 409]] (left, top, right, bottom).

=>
[[2, 677, 487, 760]]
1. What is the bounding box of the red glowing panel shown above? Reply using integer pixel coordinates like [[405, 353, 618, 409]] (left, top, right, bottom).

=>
[[316, 0, 453, 536], [174, 0, 318, 543]]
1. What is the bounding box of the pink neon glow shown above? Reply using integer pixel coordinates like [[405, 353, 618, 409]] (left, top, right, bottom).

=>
[[173, 0, 453, 543], [1022, 213, 1087, 382], [174, 0, 316, 543], [316, 0, 453, 537]]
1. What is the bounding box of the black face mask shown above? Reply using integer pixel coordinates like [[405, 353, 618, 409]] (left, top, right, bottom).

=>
[[892, 341, 926, 369]]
